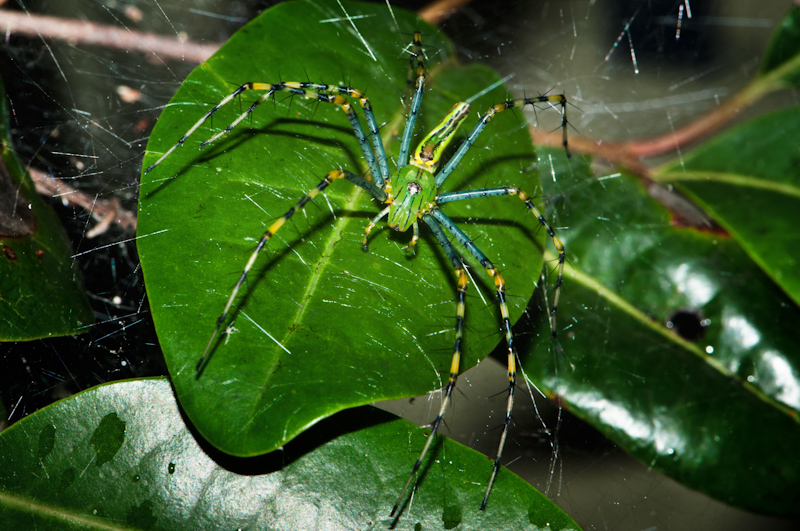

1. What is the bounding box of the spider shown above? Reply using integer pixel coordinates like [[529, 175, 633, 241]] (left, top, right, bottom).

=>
[[144, 31, 568, 515]]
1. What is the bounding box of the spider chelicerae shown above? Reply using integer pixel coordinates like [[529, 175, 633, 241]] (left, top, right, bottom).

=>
[[145, 30, 569, 514]]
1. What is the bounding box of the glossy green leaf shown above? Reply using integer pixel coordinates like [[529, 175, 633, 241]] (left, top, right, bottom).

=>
[[759, 5, 800, 86], [0, 72, 93, 340], [139, 0, 550, 457], [656, 105, 800, 308], [0, 377, 580, 530], [522, 148, 800, 515]]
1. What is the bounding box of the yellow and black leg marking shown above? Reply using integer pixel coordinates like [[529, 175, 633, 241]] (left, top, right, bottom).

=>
[[481, 266, 516, 510], [436, 186, 565, 338], [391, 213, 469, 518], [144, 82, 390, 186], [429, 207, 521, 510]]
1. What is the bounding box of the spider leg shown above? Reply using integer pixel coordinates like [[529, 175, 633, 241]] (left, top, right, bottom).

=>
[[397, 31, 427, 168], [434, 94, 569, 187], [358, 95, 391, 186], [361, 207, 419, 255], [145, 82, 391, 188], [361, 206, 390, 252], [437, 186, 565, 338], [196, 169, 385, 375], [429, 208, 518, 511], [391, 212, 468, 517], [405, 220, 420, 255]]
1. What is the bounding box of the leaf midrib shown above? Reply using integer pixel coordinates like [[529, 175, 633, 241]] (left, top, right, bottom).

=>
[[253, 62, 459, 421], [658, 170, 800, 198], [550, 248, 800, 424], [0, 490, 131, 531]]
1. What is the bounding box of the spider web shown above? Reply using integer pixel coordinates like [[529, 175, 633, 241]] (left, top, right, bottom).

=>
[[0, 1, 795, 530]]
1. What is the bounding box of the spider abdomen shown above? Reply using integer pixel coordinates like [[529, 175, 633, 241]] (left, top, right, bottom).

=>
[[387, 166, 437, 231]]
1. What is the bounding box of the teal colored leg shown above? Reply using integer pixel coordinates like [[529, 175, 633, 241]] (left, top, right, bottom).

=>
[[434, 94, 569, 187], [145, 82, 387, 189], [361, 206, 390, 252], [392, 213, 467, 517], [429, 207, 518, 510], [436, 185, 565, 339], [397, 31, 427, 169], [360, 99, 390, 185]]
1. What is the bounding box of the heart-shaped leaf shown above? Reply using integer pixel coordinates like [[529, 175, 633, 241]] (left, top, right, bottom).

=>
[[139, 0, 555, 457]]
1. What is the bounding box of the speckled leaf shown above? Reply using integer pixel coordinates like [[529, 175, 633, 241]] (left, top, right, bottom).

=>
[[0, 377, 580, 530]]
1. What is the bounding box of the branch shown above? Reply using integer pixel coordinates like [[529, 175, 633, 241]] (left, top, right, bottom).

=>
[[418, 0, 473, 25], [0, 9, 220, 63], [532, 68, 780, 174], [30, 167, 137, 238]]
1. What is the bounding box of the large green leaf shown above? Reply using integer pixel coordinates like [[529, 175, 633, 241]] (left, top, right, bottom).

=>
[[139, 0, 553, 458], [0, 72, 93, 340], [0, 377, 580, 530], [521, 144, 800, 515], [516, 9, 800, 515]]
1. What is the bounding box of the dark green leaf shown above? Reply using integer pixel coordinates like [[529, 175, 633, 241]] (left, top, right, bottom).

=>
[[523, 149, 800, 516], [0, 377, 580, 530], [0, 72, 93, 340], [759, 5, 800, 86], [657, 105, 800, 308], [139, 0, 551, 457]]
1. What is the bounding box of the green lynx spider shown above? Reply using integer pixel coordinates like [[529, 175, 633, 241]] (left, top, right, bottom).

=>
[[145, 31, 568, 514]]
